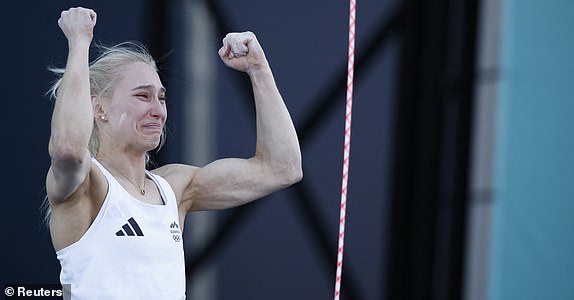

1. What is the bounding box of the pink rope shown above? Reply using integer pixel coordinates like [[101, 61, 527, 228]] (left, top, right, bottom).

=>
[[334, 0, 356, 299]]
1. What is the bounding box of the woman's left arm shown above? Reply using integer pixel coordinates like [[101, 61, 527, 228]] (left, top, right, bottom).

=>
[[158, 32, 302, 212]]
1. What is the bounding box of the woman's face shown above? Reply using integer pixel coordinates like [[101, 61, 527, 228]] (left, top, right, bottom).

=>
[[101, 61, 167, 153]]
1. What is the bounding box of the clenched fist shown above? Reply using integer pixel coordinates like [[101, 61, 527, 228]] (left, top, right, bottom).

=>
[[58, 7, 97, 46], [218, 31, 270, 75]]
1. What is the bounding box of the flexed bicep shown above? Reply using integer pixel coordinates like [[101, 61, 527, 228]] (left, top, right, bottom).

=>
[[184, 157, 287, 211]]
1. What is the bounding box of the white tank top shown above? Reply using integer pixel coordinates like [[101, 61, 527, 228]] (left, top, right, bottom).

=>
[[56, 158, 186, 299]]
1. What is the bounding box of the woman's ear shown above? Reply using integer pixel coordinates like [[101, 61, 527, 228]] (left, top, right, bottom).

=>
[[93, 96, 106, 121]]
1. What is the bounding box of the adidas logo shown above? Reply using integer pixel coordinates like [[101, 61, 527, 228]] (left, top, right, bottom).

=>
[[116, 217, 144, 237], [170, 222, 179, 229]]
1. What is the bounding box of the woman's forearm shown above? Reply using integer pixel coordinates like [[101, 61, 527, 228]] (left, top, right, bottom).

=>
[[250, 67, 302, 183], [49, 42, 93, 161]]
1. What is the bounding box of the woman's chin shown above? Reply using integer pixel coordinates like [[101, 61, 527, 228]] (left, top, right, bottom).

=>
[[142, 137, 161, 150]]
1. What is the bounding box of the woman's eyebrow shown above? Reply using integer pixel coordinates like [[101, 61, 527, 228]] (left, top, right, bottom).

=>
[[131, 85, 166, 93]]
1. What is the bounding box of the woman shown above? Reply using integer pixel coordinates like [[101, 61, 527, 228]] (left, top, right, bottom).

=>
[[47, 7, 301, 299]]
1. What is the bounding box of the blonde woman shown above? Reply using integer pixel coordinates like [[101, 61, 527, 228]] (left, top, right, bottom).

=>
[[47, 7, 301, 299]]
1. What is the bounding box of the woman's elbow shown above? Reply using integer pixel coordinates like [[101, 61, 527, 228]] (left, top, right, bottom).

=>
[[278, 161, 303, 187], [291, 164, 303, 184], [49, 143, 89, 171]]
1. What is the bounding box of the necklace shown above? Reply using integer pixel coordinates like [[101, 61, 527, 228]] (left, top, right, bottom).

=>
[[103, 162, 146, 195]]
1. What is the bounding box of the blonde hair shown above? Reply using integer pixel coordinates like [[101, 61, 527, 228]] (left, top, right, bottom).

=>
[[44, 42, 165, 225], [48, 41, 165, 157]]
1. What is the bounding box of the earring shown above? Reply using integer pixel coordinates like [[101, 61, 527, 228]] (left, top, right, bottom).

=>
[[100, 116, 106, 120]]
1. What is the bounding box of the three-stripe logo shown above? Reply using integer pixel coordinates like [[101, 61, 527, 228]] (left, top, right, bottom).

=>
[[116, 217, 144, 236]]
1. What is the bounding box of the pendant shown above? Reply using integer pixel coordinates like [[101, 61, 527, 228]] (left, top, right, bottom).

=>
[[140, 189, 146, 195]]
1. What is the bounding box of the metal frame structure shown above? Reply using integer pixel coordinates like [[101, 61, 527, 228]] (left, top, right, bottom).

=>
[[145, 0, 481, 299], [386, 0, 480, 299]]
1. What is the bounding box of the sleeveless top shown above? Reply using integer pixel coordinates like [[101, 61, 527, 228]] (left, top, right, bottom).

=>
[[56, 158, 186, 299]]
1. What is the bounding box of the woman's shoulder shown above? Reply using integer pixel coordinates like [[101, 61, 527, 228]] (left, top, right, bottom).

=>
[[151, 163, 199, 178], [150, 164, 199, 192]]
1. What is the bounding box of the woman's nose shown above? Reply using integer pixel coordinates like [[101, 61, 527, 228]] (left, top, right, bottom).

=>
[[149, 97, 166, 118]]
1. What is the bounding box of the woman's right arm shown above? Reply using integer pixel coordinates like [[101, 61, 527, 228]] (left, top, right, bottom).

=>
[[47, 7, 97, 203]]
